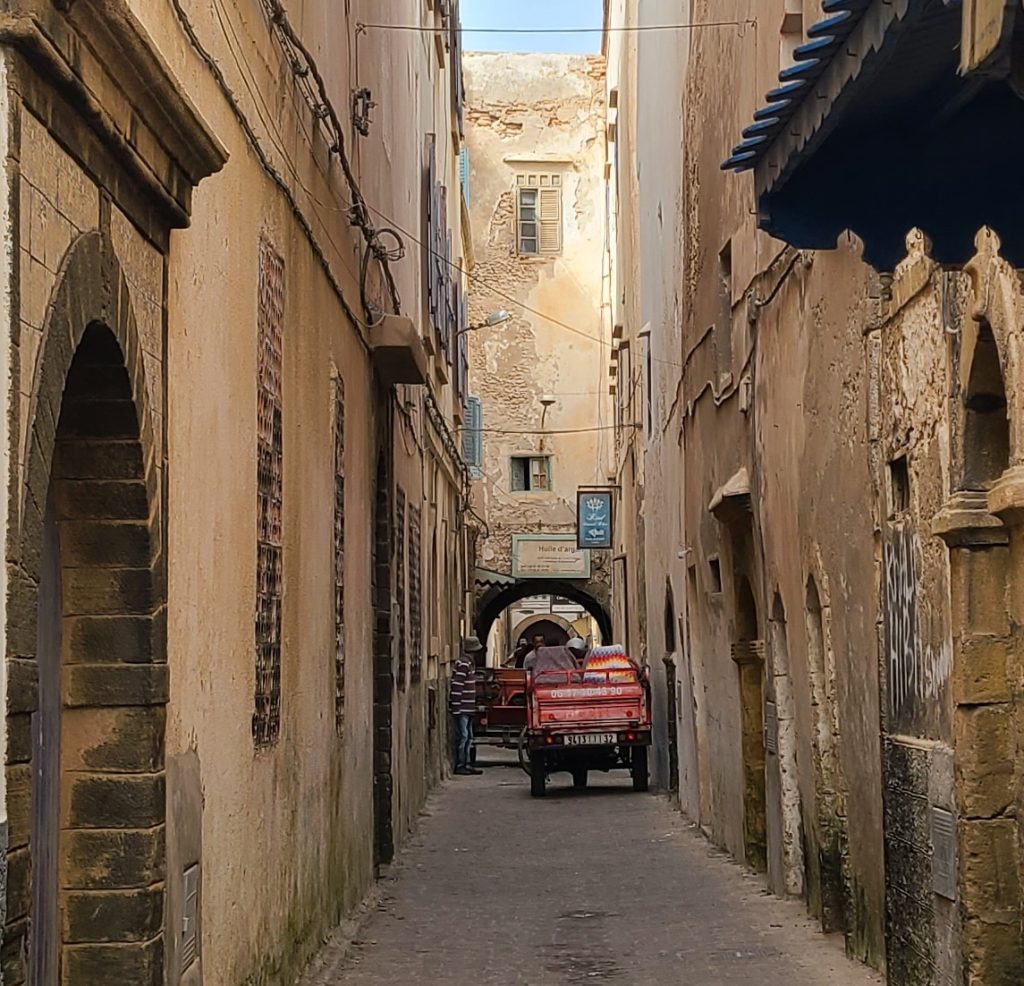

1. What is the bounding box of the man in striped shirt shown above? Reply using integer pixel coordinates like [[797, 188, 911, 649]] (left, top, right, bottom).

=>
[[451, 636, 484, 775]]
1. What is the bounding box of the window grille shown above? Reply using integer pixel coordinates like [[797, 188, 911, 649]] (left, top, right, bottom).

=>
[[517, 174, 562, 255], [333, 374, 346, 735], [254, 238, 284, 748], [409, 504, 423, 684], [396, 488, 408, 690]]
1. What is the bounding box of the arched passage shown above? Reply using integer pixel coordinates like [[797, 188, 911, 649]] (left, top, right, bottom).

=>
[[509, 613, 572, 647], [6, 232, 167, 985], [475, 579, 612, 648]]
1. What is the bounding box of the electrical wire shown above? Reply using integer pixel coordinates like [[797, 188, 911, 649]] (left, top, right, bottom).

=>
[[169, 0, 371, 345], [358, 22, 752, 35], [479, 424, 637, 435], [171, 0, 471, 483], [258, 0, 405, 319]]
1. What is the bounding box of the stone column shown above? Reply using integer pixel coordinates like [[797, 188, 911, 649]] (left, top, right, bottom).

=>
[[935, 488, 1022, 985]]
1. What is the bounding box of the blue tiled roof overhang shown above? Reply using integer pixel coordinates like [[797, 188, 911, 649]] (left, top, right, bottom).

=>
[[722, 0, 1024, 271]]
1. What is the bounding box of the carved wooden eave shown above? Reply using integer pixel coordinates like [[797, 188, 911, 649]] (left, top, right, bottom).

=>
[[2, 0, 228, 225]]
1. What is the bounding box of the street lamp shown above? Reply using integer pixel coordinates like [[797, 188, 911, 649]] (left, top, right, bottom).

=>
[[457, 309, 510, 338]]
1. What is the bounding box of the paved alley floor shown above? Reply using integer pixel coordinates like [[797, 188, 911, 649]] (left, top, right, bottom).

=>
[[300, 750, 883, 986]]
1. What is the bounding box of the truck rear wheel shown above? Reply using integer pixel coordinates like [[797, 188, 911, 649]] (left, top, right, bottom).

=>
[[530, 752, 547, 797], [631, 747, 649, 792], [572, 769, 588, 789]]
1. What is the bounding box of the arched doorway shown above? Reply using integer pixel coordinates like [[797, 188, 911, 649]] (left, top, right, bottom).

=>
[[6, 233, 167, 984], [732, 574, 767, 873]]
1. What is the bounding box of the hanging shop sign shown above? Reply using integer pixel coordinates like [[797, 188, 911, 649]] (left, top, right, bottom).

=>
[[512, 534, 591, 579], [577, 489, 613, 550]]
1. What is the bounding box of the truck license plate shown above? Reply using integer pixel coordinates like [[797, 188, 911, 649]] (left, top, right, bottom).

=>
[[565, 732, 616, 746]]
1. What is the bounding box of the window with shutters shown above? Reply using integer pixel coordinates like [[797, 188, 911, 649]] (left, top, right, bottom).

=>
[[517, 174, 562, 255], [462, 395, 483, 476], [255, 238, 284, 748], [510, 455, 552, 492]]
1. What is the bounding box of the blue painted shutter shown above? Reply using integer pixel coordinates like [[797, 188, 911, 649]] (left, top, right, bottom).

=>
[[462, 396, 482, 472], [459, 148, 470, 205]]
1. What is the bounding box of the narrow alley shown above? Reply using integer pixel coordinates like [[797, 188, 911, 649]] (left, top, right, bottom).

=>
[[301, 755, 881, 986], [8, 0, 1024, 982]]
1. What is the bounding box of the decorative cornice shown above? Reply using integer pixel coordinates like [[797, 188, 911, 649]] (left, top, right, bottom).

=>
[[2, 1, 227, 224]]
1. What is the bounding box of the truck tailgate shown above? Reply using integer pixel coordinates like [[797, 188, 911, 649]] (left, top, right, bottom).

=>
[[531, 678, 648, 730]]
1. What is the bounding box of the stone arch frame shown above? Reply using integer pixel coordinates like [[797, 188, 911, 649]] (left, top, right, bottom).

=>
[[934, 228, 1024, 983], [474, 579, 612, 647], [767, 590, 805, 898], [5, 230, 167, 985], [801, 561, 849, 934]]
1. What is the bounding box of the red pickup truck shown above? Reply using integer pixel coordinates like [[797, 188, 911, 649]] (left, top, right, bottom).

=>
[[524, 657, 652, 797]]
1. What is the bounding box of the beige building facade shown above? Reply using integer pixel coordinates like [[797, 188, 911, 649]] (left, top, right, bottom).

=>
[[0, 1, 471, 984], [462, 53, 614, 653], [607, 0, 1024, 982]]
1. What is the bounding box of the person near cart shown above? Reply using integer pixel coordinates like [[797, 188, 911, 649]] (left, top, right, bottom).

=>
[[450, 637, 484, 775]]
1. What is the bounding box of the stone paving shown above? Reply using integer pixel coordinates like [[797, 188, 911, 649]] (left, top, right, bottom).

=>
[[299, 750, 884, 985]]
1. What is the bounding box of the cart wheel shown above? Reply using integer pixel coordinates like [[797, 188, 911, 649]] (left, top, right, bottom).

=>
[[530, 752, 547, 798], [572, 769, 588, 790], [631, 747, 649, 792]]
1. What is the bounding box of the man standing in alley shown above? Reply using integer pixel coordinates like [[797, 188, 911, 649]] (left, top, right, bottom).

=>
[[451, 637, 484, 775]]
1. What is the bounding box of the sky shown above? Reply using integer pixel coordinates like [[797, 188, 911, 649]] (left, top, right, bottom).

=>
[[462, 0, 604, 55]]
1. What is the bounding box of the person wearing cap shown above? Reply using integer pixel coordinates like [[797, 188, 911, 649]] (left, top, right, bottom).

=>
[[503, 636, 530, 668], [450, 636, 484, 775], [566, 637, 589, 663]]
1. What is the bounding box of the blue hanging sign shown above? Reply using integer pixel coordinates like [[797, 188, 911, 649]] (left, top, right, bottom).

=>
[[577, 489, 613, 550]]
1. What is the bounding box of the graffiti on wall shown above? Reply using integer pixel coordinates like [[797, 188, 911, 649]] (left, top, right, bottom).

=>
[[884, 522, 920, 726]]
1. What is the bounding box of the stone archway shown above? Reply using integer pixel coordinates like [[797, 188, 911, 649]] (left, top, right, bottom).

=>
[[5, 232, 166, 986], [474, 578, 613, 647]]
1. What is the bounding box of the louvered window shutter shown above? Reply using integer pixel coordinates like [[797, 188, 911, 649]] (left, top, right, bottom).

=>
[[538, 188, 562, 254], [459, 148, 470, 204], [463, 396, 482, 472]]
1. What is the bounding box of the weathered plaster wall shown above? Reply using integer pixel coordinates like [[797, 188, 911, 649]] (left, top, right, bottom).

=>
[[114, 1, 468, 982], [607, 0, 693, 792], [464, 53, 611, 603], [608, 0, 888, 970]]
